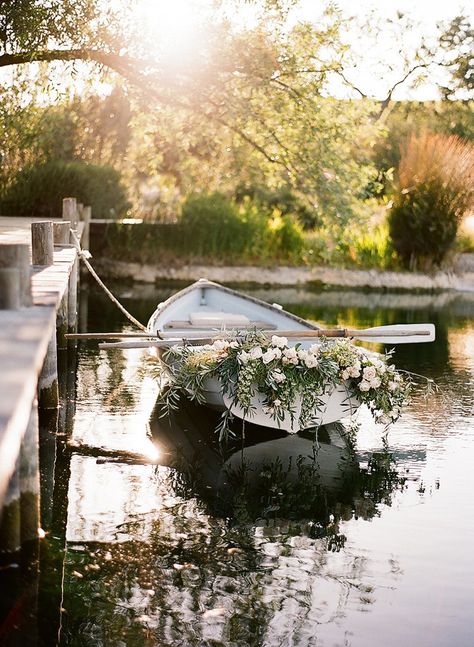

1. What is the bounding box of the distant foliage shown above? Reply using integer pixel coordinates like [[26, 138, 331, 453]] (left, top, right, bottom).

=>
[[388, 132, 474, 269], [0, 160, 130, 219], [180, 192, 304, 262], [370, 101, 474, 198], [234, 184, 320, 230], [180, 193, 248, 258]]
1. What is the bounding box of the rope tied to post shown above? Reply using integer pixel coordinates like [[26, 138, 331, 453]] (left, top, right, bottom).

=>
[[69, 228, 148, 333]]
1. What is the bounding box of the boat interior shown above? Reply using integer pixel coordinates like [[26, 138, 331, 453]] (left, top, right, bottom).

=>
[[149, 280, 316, 338]]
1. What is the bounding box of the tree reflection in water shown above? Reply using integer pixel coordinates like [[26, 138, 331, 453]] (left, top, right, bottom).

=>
[[57, 399, 410, 647]]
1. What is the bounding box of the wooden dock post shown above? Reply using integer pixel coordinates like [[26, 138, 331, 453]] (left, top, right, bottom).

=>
[[62, 198, 79, 334], [31, 222, 54, 267], [0, 268, 21, 310], [54, 222, 71, 349], [0, 243, 32, 306], [81, 205, 91, 251], [67, 255, 78, 334], [62, 197, 78, 230], [20, 402, 40, 544], [53, 221, 71, 246], [38, 333, 59, 410], [30, 222, 60, 409]]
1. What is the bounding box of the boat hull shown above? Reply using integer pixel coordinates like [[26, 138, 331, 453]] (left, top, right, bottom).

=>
[[150, 279, 361, 433], [198, 376, 359, 433]]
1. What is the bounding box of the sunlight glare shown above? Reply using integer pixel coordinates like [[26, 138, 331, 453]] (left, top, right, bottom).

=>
[[137, 0, 211, 68]]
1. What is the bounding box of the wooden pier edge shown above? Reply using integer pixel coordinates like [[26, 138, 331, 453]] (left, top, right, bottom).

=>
[[0, 201, 86, 548]]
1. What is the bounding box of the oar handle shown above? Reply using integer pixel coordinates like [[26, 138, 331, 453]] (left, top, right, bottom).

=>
[[271, 329, 432, 338], [66, 332, 160, 339]]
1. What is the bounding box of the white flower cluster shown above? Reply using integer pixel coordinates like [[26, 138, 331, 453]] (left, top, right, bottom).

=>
[[238, 335, 322, 370], [167, 332, 410, 432]]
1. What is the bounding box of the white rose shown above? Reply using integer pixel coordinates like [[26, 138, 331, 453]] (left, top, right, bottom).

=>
[[284, 347, 298, 360], [238, 350, 250, 363], [341, 369, 350, 381], [348, 366, 361, 378], [363, 366, 377, 381], [249, 346, 263, 359], [297, 349, 308, 361], [273, 347, 282, 360], [388, 381, 398, 392], [272, 370, 286, 384], [370, 376, 382, 389], [304, 354, 319, 368], [229, 341, 239, 349], [273, 399, 282, 406], [271, 335, 288, 348], [309, 344, 320, 354], [262, 349, 276, 364], [212, 339, 229, 351], [359, 380, 371, 392]]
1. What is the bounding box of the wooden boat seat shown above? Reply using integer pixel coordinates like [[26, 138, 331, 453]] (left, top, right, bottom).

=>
[[190, 312, 250, 327], [164, 311, 277, 330]]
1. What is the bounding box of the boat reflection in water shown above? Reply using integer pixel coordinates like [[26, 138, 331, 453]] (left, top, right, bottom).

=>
[[150, 396, 406, 546], [56, 399, 412, 647]]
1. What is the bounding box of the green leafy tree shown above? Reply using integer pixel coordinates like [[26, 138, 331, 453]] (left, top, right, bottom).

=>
[[438, 15, 474, 99], [0, 1, 381, 228]]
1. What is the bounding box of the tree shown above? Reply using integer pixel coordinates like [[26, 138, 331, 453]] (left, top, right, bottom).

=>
[[438, 15, 474, 99], [0, 1, 381, 226]]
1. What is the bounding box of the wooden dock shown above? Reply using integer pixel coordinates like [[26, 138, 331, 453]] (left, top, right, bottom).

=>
[[0, 204, 88, 552]]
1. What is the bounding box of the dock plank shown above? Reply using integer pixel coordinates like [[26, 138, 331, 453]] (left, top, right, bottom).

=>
[[0, 307, 56, 505], [0, 217, 84, 508]]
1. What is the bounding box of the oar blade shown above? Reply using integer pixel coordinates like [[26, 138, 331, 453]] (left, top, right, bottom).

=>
[[355, 323, 436, 344]]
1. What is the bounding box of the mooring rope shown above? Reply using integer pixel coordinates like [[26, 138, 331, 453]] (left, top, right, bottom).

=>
[[69, 229, 148, 332]]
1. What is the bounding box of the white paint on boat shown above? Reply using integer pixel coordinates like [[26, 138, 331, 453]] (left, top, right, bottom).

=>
[[148, 279, 361, 432]]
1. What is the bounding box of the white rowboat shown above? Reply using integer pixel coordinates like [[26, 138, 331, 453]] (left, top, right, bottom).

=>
[[147, 279, 362, 432]]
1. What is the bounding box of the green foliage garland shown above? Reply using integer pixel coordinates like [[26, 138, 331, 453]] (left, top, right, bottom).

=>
[[156, 332, 411, 440]]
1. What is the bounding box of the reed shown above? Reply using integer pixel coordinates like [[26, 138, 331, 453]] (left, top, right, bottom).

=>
[[389, 132, 474, 269]]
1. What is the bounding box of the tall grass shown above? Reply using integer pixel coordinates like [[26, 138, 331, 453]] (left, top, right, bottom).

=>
[[388, 132, 474, 269]]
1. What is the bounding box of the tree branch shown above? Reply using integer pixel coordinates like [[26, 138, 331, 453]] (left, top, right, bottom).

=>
[[375, 62, 432, 120], [0, 47, 323, 178], [332, 69, 367, 98]]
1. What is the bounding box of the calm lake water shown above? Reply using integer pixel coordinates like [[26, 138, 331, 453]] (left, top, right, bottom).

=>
[[38, 281, 474, 646]]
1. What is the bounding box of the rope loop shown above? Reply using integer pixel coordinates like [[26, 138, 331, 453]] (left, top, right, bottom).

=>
[[69, 229, 148, 333]]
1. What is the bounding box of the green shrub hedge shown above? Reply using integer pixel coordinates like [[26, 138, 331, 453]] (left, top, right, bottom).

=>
[[0, 160, 130, 219], [92, 192, 305, 265]]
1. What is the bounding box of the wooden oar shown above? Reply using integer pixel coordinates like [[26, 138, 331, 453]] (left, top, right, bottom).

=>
[[66, 332, 161, 339], [97, 323, 435, 349]]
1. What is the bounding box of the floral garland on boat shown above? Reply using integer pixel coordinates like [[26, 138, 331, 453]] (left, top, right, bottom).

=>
[[157, 331, 411, 438]]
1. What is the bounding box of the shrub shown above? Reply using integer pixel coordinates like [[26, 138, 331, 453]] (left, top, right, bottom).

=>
[[0, 160, 130, 219], [234, 183, 319, 230], [180, 193, 248, 258], [337, 221, 396, 269], [265, 211, 305, 260], [180, 192, 304, 262], [388, 132, 474, 269]]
